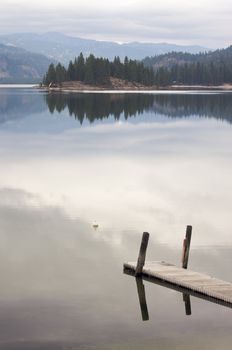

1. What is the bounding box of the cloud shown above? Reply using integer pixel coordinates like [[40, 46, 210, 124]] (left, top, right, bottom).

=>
[[0, 1, 231, 50]]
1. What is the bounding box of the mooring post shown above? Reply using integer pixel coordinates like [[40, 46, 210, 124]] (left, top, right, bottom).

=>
[[182, 225, 192, 269], [135, 232, 149, 277]]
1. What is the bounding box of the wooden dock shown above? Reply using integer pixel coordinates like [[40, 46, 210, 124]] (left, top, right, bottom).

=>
[[124, 260, 232, 304]]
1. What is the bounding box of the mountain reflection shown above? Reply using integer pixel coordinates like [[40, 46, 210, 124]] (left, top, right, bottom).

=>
[[45, 92, 232, 124], [0, 90, 45, 124]]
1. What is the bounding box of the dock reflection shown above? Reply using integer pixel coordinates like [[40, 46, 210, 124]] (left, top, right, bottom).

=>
[[124, 268, 232, 321]]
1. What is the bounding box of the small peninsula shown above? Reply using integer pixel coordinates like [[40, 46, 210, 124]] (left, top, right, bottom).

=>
[[42, 53, 156, 91]]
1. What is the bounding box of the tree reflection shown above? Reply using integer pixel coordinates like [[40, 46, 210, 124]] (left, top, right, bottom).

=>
[[45, 92, 232, 124], [45, 92, 155, 124], [151, 93, 232, 123]]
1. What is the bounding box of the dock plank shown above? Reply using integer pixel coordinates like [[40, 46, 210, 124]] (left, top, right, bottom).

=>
[[124, 261, 232, 304]]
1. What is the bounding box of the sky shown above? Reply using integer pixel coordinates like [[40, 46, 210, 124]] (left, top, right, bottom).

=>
[[0, 0, 232, 48]]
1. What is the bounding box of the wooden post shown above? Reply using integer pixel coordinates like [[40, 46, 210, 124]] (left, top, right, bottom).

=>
[[136, 277, 149, 321], [135, 232, 149, 277], [182, 225, 192, 269]]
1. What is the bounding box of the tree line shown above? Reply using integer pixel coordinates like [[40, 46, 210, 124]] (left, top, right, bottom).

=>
[[144, 45, 232, 86], [43, 47, 232, 87], [43, 53, 155, 86], [154, 61, 232, 86]]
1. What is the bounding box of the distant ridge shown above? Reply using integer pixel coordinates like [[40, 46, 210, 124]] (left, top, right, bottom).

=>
[[0, 43, 54, 83], [0, 32, 209, 63], [143, 45, 232, 69]]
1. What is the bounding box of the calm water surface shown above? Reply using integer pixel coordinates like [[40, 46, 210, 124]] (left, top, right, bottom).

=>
[[1, 88, 232, 349]]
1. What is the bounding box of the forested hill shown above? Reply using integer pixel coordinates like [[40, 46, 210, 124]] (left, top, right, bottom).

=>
[[0, 44, 53, 83], [143, 45, 232, 86], [143, 46, 232, 69]]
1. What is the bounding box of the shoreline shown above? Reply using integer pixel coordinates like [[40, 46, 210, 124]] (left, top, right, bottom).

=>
[[0, 82, 230, 92], [40, 83, 232, 93]]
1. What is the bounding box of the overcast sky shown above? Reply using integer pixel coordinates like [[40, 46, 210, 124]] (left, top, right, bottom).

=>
[[0, 0, 232, 48]]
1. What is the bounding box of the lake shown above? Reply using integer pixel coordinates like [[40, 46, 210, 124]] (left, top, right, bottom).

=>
[[0, 88, 232, 349]]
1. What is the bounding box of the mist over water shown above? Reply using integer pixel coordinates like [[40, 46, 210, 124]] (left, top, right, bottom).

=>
[[1, 89, 232, 349]]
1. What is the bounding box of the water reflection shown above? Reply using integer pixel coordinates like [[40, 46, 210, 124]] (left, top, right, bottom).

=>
[[45, 92, 232, 124], [136, 277, 149, 321], [124, 227, 232, 321], [127, 269, 232, 322], [1, 188, 232, 350], [136, 277, 193, 319], [0, 89, 45, 124], [45, 92, 155, 123], [1, 89, 232, 349], [183, 293, 192, 316], [151, 93, 232, 123]]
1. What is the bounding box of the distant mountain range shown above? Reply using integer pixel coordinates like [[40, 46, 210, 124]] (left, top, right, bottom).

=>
[[0, 32, 208, 64], [0, 43, 53, 83]]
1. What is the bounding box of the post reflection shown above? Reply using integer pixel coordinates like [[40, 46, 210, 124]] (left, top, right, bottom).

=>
[[134, 275, 192, 321], [183, 293, 192, 316], [136, 277, 149, 321]]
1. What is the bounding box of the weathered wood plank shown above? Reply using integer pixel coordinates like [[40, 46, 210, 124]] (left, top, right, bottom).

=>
[[124, 260, 232, 304]]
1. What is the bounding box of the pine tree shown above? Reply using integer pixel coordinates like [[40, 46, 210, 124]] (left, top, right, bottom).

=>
[[56, 63, 66, 84], [77, 53, 85, 81], [44, 63, 57, 85], [67, 61, 75, 81], [124, 56, 129, 80], [84, 54, 95, 84]]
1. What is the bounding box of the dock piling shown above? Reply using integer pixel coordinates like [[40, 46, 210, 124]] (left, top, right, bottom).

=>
[[124, 225, 232, 312], [135, 232, 149, 276], [182, 225, 192, 269]]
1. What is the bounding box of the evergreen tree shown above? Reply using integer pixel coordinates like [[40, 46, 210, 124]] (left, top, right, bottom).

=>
[[84, 54, 95, 84], [56, 63, 66, 84], [124, 56, 129, 80], [67, 61, 75, 81], [77, 52, 85, 81], [44, 63, 57, 85]]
